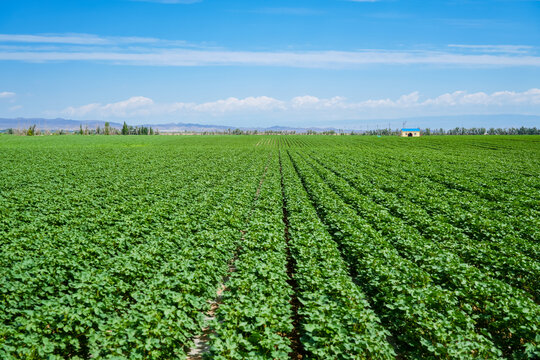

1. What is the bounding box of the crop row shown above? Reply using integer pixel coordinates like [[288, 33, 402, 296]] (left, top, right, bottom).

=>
[[287, 150, 504, 359], [1, 135, 539, 359], [369, 151, 538, 245], [209, 152, 294, 359], [338, 141, 538, 243], [297, 151, 539, 358], [306, 151, 540, 300], [0, 142, 268, 359], [279, 150, 395, 359], [308, 147, 539, 260]]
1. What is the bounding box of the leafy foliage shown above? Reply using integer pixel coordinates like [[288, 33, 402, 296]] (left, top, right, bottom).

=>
[[0, 135, 538, 359]]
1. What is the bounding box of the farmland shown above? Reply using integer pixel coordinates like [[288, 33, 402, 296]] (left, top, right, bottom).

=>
[[0, 135, 539, 359]]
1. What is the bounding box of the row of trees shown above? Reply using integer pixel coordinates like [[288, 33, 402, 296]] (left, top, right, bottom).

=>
[[4, 122, 159, 136], [3, 125, 540, 136], [120, 122, 157, 135], [83, 122, 158, 135], [348, 127, 540, 136], [423, 127, 540, 135], [5, 126, 52, 136]]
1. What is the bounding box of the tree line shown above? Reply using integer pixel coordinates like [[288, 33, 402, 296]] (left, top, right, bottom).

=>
[[423, 127, 540, 135], [211, 127, 540, 136], [3, 125, 539, 136], [4, 122, 159, 136], [351, 127, 540, 136]]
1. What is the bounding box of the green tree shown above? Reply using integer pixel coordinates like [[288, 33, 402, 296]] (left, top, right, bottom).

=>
[[26, 124, 36, 136], [122, 122, 129, 135]]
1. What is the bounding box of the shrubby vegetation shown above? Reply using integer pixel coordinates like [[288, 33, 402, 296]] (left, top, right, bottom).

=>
[[356, 126, 540, 136], [2, 121, 158, 136], [424, 126, 540, 135], [2, 124, 539, 136]]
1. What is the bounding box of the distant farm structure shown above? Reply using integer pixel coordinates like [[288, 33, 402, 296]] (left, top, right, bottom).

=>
[[401, 128, 421, 137]]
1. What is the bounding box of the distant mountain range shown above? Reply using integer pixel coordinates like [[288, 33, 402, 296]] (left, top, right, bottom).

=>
[[330, 114, 540, 130], [0, 118, 344, 133], [0, 118, 123, 131], [0, 118, 232, 132], [1, 114, 539, 133]]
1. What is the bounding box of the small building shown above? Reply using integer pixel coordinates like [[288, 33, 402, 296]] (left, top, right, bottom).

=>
[[401, 128, 421, 137]]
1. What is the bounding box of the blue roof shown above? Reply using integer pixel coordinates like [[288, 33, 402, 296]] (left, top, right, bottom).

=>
[[402, 128, 420, 131]]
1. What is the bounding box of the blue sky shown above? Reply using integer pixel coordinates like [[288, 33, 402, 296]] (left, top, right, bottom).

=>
[[0, 0, 539, 128]]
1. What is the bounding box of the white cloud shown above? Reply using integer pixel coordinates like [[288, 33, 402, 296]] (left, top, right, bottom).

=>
[[291, 95, 322, 107], [57, 89, 540, 120], [0, 91, 16, 98], [60, 96, 285, 118], [423, 89, 540, 107], [0, 33, 195, 47], [396, 92, 420, 106], [189, 96, 286, 112], [448, 44, 533, 54], [291, 95, 347, 109], [0, 34, 109, 45], [0, 33, 538, 68], [62, 96, 154, 118], [1, 49, 539, 68]]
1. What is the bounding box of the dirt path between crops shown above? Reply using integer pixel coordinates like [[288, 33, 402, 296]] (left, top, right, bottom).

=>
[[279, 150, 305, 359], [186, 153, 272, 360]]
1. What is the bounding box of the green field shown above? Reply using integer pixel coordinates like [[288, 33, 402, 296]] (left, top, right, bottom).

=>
[[1, 135, 539, 359]]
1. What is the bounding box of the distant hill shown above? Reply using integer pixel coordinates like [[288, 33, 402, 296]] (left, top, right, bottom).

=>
[[330, 114, 540, 130], [1, 114, 539, 133], [0, 118, 235, 132], [0, 118, 342, 133], [0, 118, 123, 131]]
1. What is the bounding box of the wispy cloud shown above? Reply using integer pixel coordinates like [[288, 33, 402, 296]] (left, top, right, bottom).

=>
[[441, 18, 514, 29], [448, 44, 533, 54], [0, 33, 197, 47], [62, 96, 155, 118], [0, 91, 16, 98], [57, 89, 540, 120], [60, 96, 285, 118], [0, 33, 538, 68], [1, 48, 539, 67], [288, 89, 540, 109], [0, 34, 110, 45]]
